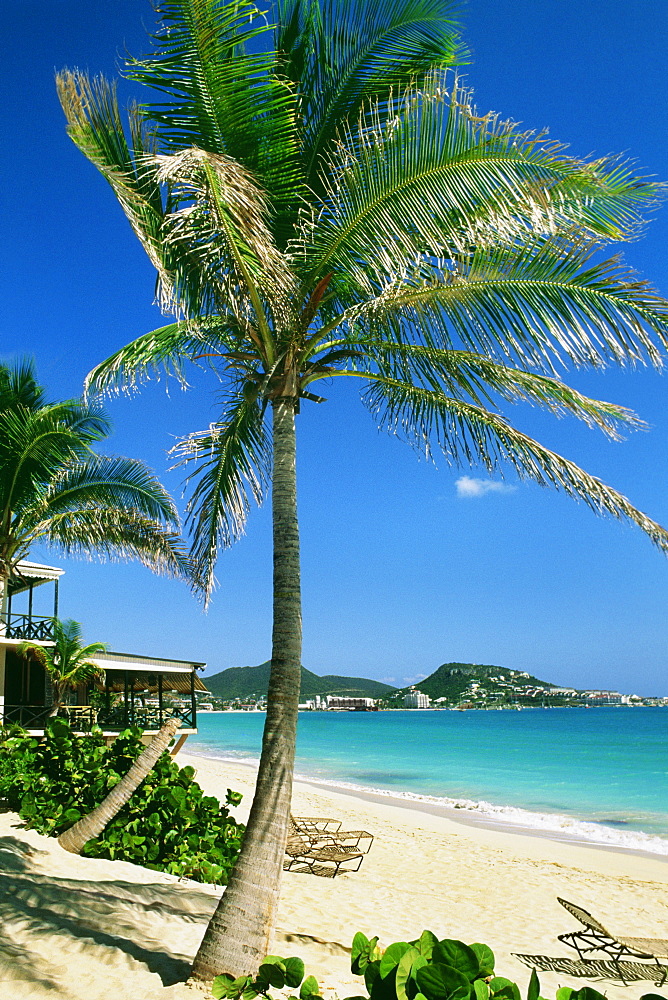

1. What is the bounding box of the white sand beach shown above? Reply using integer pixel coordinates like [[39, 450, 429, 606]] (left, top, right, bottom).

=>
[[0, 752, 666, 1000]]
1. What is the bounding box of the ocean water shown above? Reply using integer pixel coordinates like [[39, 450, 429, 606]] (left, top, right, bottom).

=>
[[188, 707, 668, 856]]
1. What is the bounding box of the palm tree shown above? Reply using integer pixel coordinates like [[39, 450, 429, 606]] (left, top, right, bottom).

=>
[[57, 0, 668, 977], [17, 618, 107, 717], [0, 357, 192, 619], [58, 716, 181, 854]]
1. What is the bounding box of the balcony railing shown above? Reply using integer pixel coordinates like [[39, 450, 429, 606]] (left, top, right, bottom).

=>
[[2, 615, 55, 642], [3, 703, 195, 732], [96, 703, 195, 730]]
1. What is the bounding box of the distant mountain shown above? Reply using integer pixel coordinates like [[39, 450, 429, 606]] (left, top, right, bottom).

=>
[[203, 662, 396, 701], [394, 662, 557, 702]]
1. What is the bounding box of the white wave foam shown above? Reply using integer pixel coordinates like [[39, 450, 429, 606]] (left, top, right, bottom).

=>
[[186, 746, 668, 857]]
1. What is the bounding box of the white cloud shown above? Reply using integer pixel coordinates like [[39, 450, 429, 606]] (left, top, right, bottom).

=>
[[380, 676, 396, 684], [455, 476, 516, 499]]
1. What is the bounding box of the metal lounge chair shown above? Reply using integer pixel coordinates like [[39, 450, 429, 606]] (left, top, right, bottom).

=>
[[557, 896, 668, 986], [284, 827, 367, 877], [290, 814, 374, 853]]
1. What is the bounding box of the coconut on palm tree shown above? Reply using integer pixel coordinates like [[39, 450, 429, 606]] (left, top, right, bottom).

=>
[[0, 357, 192, 620], [57, 0, 668, 977], [17, 618, 107, 717]]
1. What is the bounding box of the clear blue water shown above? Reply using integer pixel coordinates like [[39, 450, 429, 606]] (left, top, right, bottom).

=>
[[189, 707, 668, 853]]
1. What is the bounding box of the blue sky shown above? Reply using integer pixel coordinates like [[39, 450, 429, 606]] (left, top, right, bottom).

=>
[[4, 1, 668, 695]]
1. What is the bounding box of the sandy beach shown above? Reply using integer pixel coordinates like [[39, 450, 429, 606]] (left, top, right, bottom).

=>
[[0, 751, 666, 1000]]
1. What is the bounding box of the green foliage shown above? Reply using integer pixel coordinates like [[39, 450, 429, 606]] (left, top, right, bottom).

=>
[[0, 718, 244, 884], [216, 935, 662, 1000], [210, 933, 665, 1000], [0, 356, 191, 584], [212, 953, 323, 1000]]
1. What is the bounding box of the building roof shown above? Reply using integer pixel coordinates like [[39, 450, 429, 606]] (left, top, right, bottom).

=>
[[10, 560, 65, 594]]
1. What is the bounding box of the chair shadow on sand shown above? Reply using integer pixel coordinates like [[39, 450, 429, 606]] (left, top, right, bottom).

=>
[[515, 952, 668, 987], [0, 831, 218, 990]]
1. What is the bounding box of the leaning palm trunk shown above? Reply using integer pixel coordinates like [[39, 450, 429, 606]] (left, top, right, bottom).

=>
[[192, 399, 302, 980], [58, 717, 181, 854]]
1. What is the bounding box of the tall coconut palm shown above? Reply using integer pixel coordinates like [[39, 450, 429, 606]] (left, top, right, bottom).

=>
[[57, 0, 668, 977], [17, 618, 107, 717], [0, 357, 192, 615]]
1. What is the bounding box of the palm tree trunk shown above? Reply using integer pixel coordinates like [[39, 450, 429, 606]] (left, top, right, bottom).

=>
[[192, 397, 302, 981], [58, 717, 181, 854]]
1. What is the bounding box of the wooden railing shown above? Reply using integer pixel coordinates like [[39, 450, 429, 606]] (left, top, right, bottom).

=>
[[2, 615, 55, 641]]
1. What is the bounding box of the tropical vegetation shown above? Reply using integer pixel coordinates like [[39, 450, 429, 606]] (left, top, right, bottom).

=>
[[17, 618, 107, 717], [211, 933, 664, 1000], [56, 0, 668, 977], [0, 718, 244, 884], [0, 357, 192, 617]]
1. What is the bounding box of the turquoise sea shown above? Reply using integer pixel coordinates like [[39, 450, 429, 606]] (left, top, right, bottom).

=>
[[188, 707, 668, 855]]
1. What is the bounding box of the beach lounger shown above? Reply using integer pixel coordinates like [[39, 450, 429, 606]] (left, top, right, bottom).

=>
[[284, 828, 366, 877], [557, 896, 668, 986], [290, 814, 374, 854]]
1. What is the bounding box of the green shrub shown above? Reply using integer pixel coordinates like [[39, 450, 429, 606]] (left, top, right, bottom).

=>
[[213, 953, 323, 1000], [213, 935, 664, 1000], [0, 718, 244, 884]]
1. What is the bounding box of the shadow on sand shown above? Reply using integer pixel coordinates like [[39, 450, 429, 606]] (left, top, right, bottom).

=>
[[0, 831, 218, 991], [514, 952, 668, 988]]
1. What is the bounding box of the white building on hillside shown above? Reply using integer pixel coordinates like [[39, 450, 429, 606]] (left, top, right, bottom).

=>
[[404, 688, 431, 708]]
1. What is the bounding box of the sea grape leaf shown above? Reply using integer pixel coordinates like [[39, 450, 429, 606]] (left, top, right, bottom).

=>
[[473, 981, 490, 1000], [300, 975, 320, 998], [417, 963, 471, 1000], [212, 973, 235, 999], [526, 970, 541, 1000], [380, 943, 412, 978], [433, 942, 480, 981], [410, 931, 439, 960], [396, 947, 425, 1000], [489, 977, 521, 1000], [470, 944, 495, 977], [352, 933, 373, 974], [284, 957, 305, 988]]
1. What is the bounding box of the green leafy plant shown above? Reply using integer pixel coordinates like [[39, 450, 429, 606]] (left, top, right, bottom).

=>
[[214, 935, 664, 1000], [213, 954, 323, 1000], [0, 718, 244, 883], [346, 932, 663, 1000]]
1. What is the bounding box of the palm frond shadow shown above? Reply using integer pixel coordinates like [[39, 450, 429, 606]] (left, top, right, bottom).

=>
[[515, 952, 667, 985], [0, 834, 219, 989]]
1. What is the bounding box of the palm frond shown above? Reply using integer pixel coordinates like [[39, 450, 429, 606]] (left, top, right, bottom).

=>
[[170, 393, 271, 599], [153, 148, 297, 339], [277, 0, 465, 191], [41, 508, 195, 584], [0, 401, 108, 519], [57, 70, 182, 310], [364, 377, 668, 552], [85, 317, 248, 398], [0, 358, 46, 412], [299, 73, 663, 293], [126, 0, 302, 221], [32, 456, 181, 525], [338, 239, 668, 372], [339, 341, 646, 440]]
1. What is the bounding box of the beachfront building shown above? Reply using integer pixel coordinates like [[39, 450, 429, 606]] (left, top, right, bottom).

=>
[[404, 688, 431, 709], [326, 695, 377, 711], [0, 560, 207, 744]]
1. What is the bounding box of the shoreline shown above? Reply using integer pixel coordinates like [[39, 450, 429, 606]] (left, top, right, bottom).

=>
[[1, 751, 667, 999], [183, 746, 668, 861]]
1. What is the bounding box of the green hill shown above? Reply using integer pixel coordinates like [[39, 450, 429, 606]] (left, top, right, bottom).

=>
[[203, 662, 396, 701], [393, 662, 557, 702]]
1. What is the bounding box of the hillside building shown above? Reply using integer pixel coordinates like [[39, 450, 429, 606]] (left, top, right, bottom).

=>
[[404, 688, 431, 709]]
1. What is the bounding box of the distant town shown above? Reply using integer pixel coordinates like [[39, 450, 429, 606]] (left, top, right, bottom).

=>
[[196, 661, 668, 712]]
